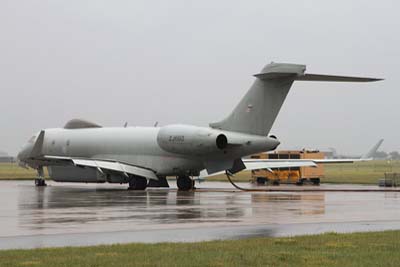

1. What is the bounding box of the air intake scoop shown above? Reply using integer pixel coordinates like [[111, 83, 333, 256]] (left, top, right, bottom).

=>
[[64, 119, 102, 129]]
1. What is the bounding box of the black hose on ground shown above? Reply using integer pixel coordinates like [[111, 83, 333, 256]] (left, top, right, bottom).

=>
[[225, 170, 254, 191]]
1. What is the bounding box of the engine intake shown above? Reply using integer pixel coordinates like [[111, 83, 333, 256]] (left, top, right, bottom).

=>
[[216, 134, 228, 149]]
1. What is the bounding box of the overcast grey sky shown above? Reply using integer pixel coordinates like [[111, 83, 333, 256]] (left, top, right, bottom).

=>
[[0, 0, 398, 155]]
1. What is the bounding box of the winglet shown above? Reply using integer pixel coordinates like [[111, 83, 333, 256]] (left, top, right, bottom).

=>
[[361, 139, 384, 160], [30, 130, 45, 158]]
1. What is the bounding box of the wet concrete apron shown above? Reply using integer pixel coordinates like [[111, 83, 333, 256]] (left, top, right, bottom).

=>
[[0, 181, 399, 249]]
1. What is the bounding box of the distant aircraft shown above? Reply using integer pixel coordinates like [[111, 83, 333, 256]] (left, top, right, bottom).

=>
[[17, 62, 382, 190], [328, 139, 384, 159]]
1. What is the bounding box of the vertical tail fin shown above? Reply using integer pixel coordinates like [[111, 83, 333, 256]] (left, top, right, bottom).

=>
[[210, 62, 382, 136], [210, 63, 304, 136], [361, 139, 384, 160]]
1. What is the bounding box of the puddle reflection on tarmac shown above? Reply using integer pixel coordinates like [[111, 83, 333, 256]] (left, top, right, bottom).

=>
[[1, 180, 400, 249]]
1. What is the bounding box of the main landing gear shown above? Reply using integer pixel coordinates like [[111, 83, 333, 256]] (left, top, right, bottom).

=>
[[128, 175, 193, 191], [177, 175, 195, 191], [128, 176, 148, 190], [35, 166, 47, 187]]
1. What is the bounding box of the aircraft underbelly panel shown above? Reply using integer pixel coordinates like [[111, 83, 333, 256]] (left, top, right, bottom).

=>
[[48, 166, 101, 183]]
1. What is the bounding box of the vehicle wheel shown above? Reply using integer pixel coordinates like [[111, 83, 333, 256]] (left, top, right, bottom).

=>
[[177, 176, 194, 191], [128, 177, 147, 190], [272, 180, 280, 186], [256, 177, 267, 185], [310, 178, 320, 185]]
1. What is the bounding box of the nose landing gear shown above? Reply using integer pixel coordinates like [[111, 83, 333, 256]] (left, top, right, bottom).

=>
[[35, 166, 47, 187]]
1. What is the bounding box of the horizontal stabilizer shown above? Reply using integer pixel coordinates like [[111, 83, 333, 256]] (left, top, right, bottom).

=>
[[253, 63, 306, 80], [295, 73, 383, 82]]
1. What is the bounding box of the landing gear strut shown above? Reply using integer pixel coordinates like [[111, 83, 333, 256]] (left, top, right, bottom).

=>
[[35, 166, 46, 187], [128, 176, 147, 190], [177, 175, 194, 191]]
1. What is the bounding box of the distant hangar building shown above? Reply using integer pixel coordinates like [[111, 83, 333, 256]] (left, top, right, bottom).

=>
[[0, 151, 14, 163]]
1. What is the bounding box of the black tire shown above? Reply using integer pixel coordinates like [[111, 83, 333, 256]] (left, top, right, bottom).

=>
[[177, 176, 194, 191], [256, 177, 267, 185], [272, 180, 280, 186], [310, 178, 321, 185], [35, 179, 46, 187], [128, 177, 147, 190]]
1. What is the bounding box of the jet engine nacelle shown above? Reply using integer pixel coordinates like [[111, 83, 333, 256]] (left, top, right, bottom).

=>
[[157, 125, 228, 156]]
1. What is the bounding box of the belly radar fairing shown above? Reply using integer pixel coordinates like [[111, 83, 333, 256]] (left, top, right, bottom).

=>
[[17, 62, 382, 190]]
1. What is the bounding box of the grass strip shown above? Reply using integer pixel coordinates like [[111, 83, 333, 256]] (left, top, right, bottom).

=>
[[1, 231, 400, 267]]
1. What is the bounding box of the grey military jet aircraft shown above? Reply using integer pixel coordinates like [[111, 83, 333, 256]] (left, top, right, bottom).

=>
[[17, 62, 382, 190]]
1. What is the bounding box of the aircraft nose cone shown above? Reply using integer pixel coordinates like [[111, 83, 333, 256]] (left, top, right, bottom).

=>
[[16, 150, 24, 167], [16, 144, 31, 166]]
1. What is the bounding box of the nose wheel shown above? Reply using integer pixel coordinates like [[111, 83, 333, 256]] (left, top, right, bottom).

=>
[[177, 176, 195, 191], [35, 166, 47, 187], [35, 178, 46, 186]]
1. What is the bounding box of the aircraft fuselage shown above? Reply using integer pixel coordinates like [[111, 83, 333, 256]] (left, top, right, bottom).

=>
[[18, 124, 279, 182]]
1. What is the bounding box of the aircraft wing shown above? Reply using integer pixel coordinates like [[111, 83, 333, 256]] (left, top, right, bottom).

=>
[[199, 156, 373, 179], [243, 159, 318, 170], [199, 159, 318, 179], [312, 159, 362, 163], [44, 155, 158, 180], [242, 157, 367, 171], [243, 138, 384, 166], [244, 158, 360, 164]]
